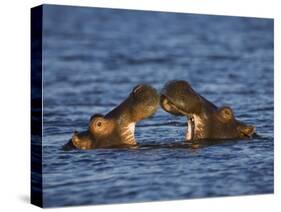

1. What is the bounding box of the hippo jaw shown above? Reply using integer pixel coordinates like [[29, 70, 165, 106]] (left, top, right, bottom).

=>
[[129, 84, 160, 122], [160, 94, 206, 140], [186, 114, 208, 141], [120, 122, 136, 145], [103, 83, 159, 145]]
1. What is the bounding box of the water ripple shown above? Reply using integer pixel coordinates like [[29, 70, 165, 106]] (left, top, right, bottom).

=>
[[41, 5, 273, 207]]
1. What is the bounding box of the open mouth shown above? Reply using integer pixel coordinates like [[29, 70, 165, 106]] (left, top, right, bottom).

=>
[[160, 95, 184, 116], [160, 95, 196, 141]]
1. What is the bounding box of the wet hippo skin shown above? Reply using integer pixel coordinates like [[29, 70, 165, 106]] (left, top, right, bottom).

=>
[[160, 80, 255, 141], [63, 84, 159, 150]]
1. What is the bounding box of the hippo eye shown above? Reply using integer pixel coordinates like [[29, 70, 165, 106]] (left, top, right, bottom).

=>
[[96, 121, 102, 127]]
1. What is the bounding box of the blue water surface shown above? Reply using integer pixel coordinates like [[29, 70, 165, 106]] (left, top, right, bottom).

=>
[[41, 5, 273, 207]]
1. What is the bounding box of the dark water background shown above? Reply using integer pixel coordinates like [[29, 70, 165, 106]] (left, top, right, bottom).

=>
[[41, 5, 273, 207]]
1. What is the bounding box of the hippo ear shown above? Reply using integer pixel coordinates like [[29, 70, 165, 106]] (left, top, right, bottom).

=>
[[89, 113, 104, 122], [217, 106, 234, 122], [132, 84, 144, 95]]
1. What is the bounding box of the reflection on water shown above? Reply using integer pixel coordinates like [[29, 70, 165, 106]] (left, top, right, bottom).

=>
[[40, 5, 273, 207]]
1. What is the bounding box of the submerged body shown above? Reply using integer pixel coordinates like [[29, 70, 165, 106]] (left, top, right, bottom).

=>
[[63, 84, 159, 150], [160, 80, 255, 141]]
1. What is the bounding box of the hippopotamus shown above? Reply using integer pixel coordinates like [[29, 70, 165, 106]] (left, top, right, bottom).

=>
[[63, 84, 159, 150], [160, 80, 255, 141]]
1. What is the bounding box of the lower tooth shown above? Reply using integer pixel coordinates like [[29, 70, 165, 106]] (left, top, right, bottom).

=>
[[186, 119, 192, 140]]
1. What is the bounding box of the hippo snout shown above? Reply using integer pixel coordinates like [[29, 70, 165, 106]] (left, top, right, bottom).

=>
[[62, 139, 77, 151]]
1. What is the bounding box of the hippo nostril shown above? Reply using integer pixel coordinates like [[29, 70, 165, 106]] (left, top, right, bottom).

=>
[[62, 139, 77, 151], [240, 125, 256, 138], [248, 126, 256, 136]]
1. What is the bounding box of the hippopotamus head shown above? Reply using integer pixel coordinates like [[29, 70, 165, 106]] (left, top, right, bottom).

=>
[[63, 131, 95, 150], [160, 80, 255, 141], [63, 84, 159, 150]]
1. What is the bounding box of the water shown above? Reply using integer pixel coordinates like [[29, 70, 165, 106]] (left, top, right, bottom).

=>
[[41, 5, 273, 207]]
